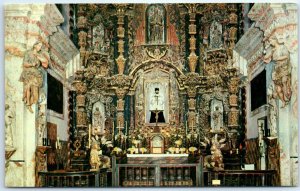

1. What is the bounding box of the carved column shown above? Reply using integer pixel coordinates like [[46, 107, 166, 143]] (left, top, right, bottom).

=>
[[35, 146, 50, 186], [77, 4, 88, 67], [187, 4, 198, 73], [115, 5, 126, 75], [228, 69, 240, 148], [184, 73, 202, 134], [72, 70, 88, 156], [116, 88, 126, 135], [110, 74, 132, 143], [226, 4, 238, 55]]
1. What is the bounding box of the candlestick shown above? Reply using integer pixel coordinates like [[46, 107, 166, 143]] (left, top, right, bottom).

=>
[[88, 124, 91, 148], [125, 121, 127, 136], [185, 121, 187, 135], [112, 121, 115, 142]]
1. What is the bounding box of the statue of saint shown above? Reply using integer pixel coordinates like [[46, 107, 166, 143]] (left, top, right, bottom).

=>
[[19, 41, 49, 113], [212, 106, 222, 131], [210, 21, 222, 49], [149, 6, 164, 44], [92, 107, 104, 139], [149, 88, 165, 123]]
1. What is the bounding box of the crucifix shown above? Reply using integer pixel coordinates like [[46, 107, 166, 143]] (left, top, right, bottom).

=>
[[149, 87, 165, 124]]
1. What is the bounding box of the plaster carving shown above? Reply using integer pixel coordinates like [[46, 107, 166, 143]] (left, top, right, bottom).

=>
[[37, 92, 47, 146], [267, 84, 278, 137], [264, 35, 292, 107], [19, 41, 49, 113], [86, 93, 113, 119], [5, 104, 15, 149]]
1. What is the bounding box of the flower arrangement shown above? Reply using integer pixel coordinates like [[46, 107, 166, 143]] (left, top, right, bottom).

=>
[[179, 148, 186, 154], [168, 147, 176, 154], [188, 147, 198, 155], [127, 147, 135, 154], [140, 147, 147, 154], [132, 139, 141, 147], [175, 139, 182, 147], [112, 147, 122, 155]]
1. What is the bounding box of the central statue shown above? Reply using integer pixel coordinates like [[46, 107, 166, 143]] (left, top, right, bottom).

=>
[[149, 88, 165, 123]]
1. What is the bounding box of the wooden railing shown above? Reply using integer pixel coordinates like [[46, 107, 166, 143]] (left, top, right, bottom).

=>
[[112, 156, 203, 187], [38, 168, 108, 187], [204, 170, 277, 186]]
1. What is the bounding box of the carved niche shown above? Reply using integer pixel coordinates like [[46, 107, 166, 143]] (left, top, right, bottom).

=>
[[146, 4, 166, 44], [198, 90, 229, 135], [209, 20, 223, 49]]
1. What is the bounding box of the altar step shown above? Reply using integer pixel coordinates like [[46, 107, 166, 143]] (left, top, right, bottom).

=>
[[70, 159, 90, 171], [223, 153, 241, 170]]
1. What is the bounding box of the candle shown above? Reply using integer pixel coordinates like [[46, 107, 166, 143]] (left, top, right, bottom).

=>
[[112, 121, 115, 143], [185, 121, 188, 134], [119, 120, 121, 128], [192, 121, 194, 132], [88, 124, 91, 148], [125, 121, 127, 136]]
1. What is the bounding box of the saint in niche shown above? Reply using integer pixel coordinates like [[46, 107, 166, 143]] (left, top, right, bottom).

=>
[[92, 107, 105, 139], [210, 99, 224, 131], [148, 5, 165, 44], [209, 21, 222, 49], [149, 88, 165, 123], [212, 106, 222, 131]]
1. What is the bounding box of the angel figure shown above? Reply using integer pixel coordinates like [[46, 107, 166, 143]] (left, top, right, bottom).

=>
[[264, 35, 292, 107], [19, 41, 49, 113], [201, 134, 226, 171]]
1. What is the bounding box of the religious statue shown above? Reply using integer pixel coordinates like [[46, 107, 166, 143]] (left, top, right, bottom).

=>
[[90, 143, 101, 170], [19, 41, 49, 113], [212, 106, 223, 131], [264, 36, 292, 108], [92, 107, 105, 138], [149, 88, 165, 123], [149, 6, 164, 44], [202, 135, 225, 171], [5, 104, 14, 149], [209, 21, 222, 49]]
